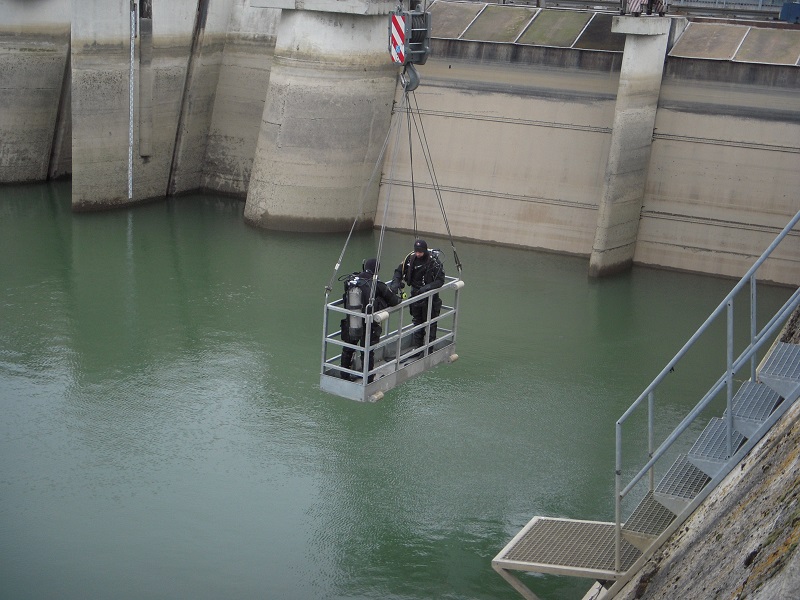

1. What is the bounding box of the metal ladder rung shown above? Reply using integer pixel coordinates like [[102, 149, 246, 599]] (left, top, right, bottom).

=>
[[654, 454, 710, 515]]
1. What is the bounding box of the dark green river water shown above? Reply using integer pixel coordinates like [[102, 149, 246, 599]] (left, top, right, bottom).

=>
[[0, 182, 791, 599]]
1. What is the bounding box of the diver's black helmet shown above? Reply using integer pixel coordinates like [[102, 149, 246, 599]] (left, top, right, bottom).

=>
[[414, 239, 427, 253], [363, 258, 379, 274]]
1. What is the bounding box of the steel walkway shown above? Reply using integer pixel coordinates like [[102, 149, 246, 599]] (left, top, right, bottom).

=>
[[493, 209, 800, 600]]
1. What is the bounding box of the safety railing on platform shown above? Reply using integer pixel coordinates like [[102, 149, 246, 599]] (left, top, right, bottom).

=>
[[320, 276, 464, 402], [614, 209, 800, 571]]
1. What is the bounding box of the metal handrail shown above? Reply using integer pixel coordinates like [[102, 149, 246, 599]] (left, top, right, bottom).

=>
[[614, 208, 800, 571], [621, 288, 800, 496], [322, 276, 463, 384]]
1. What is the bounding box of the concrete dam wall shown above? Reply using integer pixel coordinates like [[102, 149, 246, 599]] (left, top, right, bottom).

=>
[[375, 3, 800, 285], [0, 0, 798, 284]]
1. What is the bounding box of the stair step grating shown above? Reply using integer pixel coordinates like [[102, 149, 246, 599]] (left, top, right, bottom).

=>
[[760, 342, 800, 380], [759, 342, 800, 399], [689, 417, 745, 462], [624, 491, 676, 537], [655, 454, 710, 502], [730, 380, 783, 438]]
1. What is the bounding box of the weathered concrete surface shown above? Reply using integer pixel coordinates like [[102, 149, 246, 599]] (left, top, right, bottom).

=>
[[70, 1, 132, 208], [202, 0, 279, 196], [167, 0, 234, 196], [588, 17, 673, 278], [0, 0, 70, 183], [244, 10, 397, 232], [71, 0, 214, 209], [376, 41, 622, 256], [48, 54, 72, 181], [634, 58, 800, 286], [608, 315, 800, 600], [375, 14, 800, 286]]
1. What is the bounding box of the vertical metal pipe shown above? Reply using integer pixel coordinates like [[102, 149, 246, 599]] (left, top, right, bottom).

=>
[[48, 40, 72, 181], [167, 0, 209, 196], [727, 299, 734, 457], [138, 0, 153, 157]]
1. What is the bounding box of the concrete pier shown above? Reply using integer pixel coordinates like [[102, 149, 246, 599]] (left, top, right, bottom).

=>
[[71, 0, 227, 209], [243, 1, 398, 232], [588, 16, 673, 278], [202, 1, 279, 196], [0, 0, 70, 183]]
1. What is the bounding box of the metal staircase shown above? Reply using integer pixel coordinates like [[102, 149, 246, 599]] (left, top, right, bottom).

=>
[[493, 209, 800, 600]]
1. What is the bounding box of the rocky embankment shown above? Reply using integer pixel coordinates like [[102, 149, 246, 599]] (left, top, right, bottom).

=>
[[611, 311, 800, 599]]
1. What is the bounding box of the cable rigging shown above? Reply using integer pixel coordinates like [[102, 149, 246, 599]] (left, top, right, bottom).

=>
[[319, 3, 466, 402]]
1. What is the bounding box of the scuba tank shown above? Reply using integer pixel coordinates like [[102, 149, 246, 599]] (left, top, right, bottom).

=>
[[345, 276, 364, 340]]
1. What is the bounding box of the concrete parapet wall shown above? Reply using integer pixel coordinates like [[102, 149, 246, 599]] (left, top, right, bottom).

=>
[[250, 0, 395, 15]]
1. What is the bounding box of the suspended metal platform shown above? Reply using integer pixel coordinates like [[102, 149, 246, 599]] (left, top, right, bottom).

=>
[[320, 276, 464, 403]]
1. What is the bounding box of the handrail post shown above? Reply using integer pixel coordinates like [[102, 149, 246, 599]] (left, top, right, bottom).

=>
[[364, 315, 373, 383], [648, 391, 655, 492], [615, 420, 622, 573], [452, 284, 461, 346], [750, 274, 757, 382], [321, 294, 331, 377], [726, 298, 734, 457], [396, 306, 404, 365]]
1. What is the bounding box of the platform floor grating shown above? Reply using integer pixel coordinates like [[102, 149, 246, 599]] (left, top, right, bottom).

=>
[[498, 517, 641, 573], [624, 491, 676, 537], [655, 454, 710, 500], [689, 417, 745, 461], [732, 381, 782, 423]]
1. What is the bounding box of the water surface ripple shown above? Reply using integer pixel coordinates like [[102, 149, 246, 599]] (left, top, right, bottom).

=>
[[0, 182, 790, 599]]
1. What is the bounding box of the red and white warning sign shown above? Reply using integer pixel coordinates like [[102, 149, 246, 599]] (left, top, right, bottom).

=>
[[390, 13, 406, 64]]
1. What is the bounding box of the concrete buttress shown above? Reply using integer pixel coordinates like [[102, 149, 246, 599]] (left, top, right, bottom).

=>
[[71, 0, 231, 210], [588, 16, 672, 278], [0, 0, 70, 183], [244, 6, 398, 232]]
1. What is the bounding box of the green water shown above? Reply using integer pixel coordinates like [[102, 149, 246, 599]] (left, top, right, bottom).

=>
[[0, 182, 791, 600]]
